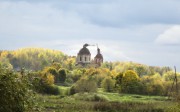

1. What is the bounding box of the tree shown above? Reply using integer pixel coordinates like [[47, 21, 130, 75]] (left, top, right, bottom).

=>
[[121, 70, 141, 94], [43, 67, 58, 83], [0, 64, 35, 112], [141, 73, 165, 95], [101, 77, 115, 92], [58, 69, 67, 83], [115, 72, 124, 87], [135, 65, 150, 77], [74, 77, 97, 93]]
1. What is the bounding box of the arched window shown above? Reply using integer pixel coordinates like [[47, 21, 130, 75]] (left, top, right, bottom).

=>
[[80, 56, 82, 61], [85, 56, 87, 61]]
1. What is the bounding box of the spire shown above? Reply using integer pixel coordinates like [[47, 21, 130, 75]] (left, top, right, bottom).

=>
[[83, 43, 89, 48], [97, 44, 100, 54], [97, 48, 100, 54]]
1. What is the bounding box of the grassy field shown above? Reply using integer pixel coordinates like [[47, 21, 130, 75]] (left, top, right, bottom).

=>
[[36, 87, 180, 112]]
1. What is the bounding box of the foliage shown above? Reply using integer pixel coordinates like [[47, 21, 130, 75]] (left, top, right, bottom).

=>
[[0, 48, 66, 71], [43, 85, 60, 95], [58, 68, 67, 83], [141, 73, 165, 95], [115, 72, 123, 87], [0, 64, 36, 112], [74, 77, 97, 93], [43, 67, 58, 83], [101, 77, 115, 92], [120, 70, 142, 94]]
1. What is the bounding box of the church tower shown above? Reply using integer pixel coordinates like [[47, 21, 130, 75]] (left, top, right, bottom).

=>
[[76, 44, 91, 66], [94, 47, 103, 66]]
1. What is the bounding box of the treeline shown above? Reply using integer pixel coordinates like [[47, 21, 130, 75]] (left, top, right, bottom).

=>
[[30, 62, 180, 96], [0, 48, 179, 96], [0, 48, 68, 71]]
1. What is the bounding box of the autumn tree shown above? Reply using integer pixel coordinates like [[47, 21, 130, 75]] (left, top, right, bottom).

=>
[[121, 70, 143, 94], [101, 77, 115, 92], [141, 73, 165, 95]]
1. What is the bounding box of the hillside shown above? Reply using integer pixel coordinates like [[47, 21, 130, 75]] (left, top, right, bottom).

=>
[[0, 48, 67, 71], [0, 48, 173, 74]]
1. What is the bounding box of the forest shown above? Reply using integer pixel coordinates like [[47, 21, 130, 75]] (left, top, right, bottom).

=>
[[0, 48, 180, 112]]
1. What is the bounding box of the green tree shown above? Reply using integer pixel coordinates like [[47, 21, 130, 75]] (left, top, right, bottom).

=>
[[141, 73, 165, 95], [58, 69, 67, 83], [135, 65, 150, 77], [74, 77, 97, 93], [101, 77, 115, 92], [0, 64, 36, 112]]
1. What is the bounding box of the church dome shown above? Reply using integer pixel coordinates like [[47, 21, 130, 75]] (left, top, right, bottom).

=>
[[94, 48, 103, 59], [78, 46, 91, 55], [95, 53, 103, 59]]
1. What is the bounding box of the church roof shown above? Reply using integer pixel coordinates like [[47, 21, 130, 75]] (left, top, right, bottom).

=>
[[95, 48, 103, 59], [78, 47, 91, 55], [95, 53, 103, 59]]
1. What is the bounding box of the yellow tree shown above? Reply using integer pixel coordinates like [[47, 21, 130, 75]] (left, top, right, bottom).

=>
[[121, 70, 142, 94]]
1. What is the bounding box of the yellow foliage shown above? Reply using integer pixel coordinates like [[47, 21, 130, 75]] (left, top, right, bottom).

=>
[[111, 70, 118, 78], [46, 74, 54, 85], [123, 70, 139, 82], [41, 73, 54, 85]]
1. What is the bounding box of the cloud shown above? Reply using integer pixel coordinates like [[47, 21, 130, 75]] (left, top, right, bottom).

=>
[[1, 0, 180, 28], [60, 0, 180, 27], [155, 25, 180, 45], [1, 0, 180, 71]]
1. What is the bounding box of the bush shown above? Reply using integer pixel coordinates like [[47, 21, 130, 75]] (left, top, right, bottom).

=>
[[101, 77, 115, 92], [0, 65, 36, 112], [69, 85, 76, 95], [74, 77, 97, 93], [43, 85, 60, 95]]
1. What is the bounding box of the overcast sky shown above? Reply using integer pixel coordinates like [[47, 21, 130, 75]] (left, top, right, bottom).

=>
[[0, 0, 180, 70]]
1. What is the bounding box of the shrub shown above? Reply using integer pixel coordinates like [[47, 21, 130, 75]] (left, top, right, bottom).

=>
[[43, 85, 60, 95], [101, 77, 115, 92], [0, 64, 36, 112], [74, 77, 97, 93], [69, 85, 76, 95]]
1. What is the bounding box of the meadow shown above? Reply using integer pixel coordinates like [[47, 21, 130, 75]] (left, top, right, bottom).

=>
[[36, 87, 180, 112]]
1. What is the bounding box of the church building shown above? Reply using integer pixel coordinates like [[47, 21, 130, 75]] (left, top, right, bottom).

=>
[[76, 43, 103, 67]]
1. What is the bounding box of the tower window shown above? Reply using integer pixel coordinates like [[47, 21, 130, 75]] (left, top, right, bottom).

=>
[[85, 57, 87, 61]]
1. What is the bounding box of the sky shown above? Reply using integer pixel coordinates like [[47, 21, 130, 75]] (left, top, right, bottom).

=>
[[0, 0, 180, 70]]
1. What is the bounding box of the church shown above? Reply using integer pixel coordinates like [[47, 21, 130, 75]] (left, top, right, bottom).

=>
[[76, 43, 103, 67]]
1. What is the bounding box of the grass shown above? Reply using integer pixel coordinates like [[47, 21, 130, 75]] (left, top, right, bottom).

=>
[[58, 86, 70, 96], [98, 88, 169, 103], [36, 87, 180, 112]]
